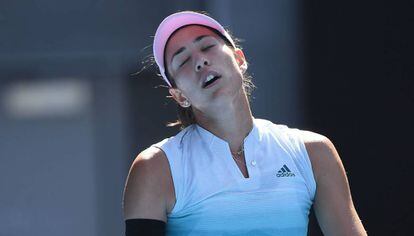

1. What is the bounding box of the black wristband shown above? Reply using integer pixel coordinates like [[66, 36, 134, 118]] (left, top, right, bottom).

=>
[[125, 218, 166, 236]]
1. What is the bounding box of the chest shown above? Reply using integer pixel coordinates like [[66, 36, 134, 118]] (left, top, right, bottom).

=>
[[178, 140, 312, 209], [165, 126, 316, 234], [167, 168, 313, 234], [232, 153, 250, 178]]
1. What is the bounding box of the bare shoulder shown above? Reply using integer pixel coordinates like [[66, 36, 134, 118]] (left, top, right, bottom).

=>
[[122, 146, 175, 223], [297, 130, 368, 235], [297, 130, 340, 182]]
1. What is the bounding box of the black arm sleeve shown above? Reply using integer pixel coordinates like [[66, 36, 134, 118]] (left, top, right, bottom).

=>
[[125, 218, 166, 236]]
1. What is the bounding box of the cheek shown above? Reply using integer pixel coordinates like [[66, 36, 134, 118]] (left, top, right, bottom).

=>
[[170, 68, 192, 90], [174, 77, 199, 99], [174, 79, 190, 93], [174, 70, 195, 89], [220, 47, 239, 69]]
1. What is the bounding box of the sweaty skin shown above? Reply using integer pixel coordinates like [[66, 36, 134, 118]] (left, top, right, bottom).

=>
[[165, 25, 252, 154], [123, 24, 367, 236]]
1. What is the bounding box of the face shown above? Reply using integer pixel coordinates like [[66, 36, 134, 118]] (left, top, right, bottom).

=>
[[165, 25, 247, 112]]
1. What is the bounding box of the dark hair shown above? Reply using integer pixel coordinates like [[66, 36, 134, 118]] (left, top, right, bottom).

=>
[[162, 25, 255, 129]]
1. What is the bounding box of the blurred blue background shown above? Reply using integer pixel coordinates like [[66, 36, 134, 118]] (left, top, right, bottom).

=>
[[0, 1, 412, 235]]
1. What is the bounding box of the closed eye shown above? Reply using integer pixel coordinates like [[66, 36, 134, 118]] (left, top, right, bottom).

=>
[[179, 57, 190, 68], [201, 44, 216, 52], [178, 45, 215, 68]]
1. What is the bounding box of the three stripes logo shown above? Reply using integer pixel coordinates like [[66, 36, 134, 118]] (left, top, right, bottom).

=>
[[276, 164, 296, 177]]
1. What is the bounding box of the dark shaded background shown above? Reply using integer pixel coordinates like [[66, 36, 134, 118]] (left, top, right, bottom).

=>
[[304, 2, 413, 235], [0, 1, 412, 235]]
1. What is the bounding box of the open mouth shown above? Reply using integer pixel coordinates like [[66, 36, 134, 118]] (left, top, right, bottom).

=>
[[202, 74, 221, 88]]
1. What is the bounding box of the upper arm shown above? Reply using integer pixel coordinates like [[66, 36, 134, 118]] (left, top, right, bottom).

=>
[[122, 146, 172, 223], [301, 131, 367, 236]]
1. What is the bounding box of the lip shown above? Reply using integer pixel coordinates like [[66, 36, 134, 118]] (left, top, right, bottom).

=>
[[200, 70, 221, 88], [203, 76, 221, 89]]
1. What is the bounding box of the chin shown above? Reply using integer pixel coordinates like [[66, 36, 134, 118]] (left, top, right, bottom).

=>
[[210, 78, 243, 102]]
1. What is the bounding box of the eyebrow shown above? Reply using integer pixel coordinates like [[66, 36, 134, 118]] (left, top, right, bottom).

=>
[[170, 35, 210, 63]]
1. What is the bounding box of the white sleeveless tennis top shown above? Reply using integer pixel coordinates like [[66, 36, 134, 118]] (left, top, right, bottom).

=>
[[152, 118, 316, 236]]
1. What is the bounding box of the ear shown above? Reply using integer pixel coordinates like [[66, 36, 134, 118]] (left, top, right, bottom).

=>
[[234, 48, 248, 72], [168, 88, 191, 108]]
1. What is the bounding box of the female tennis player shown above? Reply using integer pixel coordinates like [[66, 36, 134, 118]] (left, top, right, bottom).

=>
[[123, 11, 367, 236]]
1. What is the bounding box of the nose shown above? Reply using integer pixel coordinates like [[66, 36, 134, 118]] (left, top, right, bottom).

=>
[[195, 57, 210, 72]]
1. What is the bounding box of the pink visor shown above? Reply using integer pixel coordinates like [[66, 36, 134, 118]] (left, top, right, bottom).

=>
[[153, 11, 235, 87]]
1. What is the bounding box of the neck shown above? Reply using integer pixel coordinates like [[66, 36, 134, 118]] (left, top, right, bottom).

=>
[[193, 89, 253, 153]]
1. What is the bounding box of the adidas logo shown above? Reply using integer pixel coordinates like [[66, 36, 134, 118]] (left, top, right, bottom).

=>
[[276, 164, 296, 177]]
